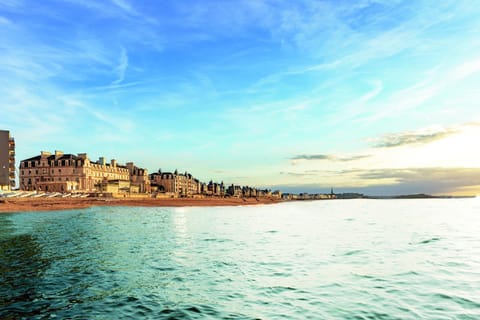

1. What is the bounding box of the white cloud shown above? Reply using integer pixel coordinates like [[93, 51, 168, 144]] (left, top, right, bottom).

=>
[[111, 48, 128, 85], [0, 16, 11, 24]]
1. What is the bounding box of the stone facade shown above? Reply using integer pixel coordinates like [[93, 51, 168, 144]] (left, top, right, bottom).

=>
[[150, 169, 200, 197], [126, 162, 151, 193], [19, 151, 148, 193]]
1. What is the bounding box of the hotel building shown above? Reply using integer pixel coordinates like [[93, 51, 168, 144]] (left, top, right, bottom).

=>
[[19, 151, 149, 194], [0, 130, 15, 191], [150, 169, 200, 197]]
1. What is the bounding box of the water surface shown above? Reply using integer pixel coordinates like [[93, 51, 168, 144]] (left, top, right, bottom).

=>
[[1, 199, 479, 319]]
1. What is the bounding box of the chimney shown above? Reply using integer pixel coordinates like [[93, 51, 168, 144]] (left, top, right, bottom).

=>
[[55, 150, 64, 160], [99, 157, 106, 165], [40, 151, 52, 158], [111, 159, 117, 167]]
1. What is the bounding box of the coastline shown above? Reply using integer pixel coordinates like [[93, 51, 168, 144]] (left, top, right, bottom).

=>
[[0, 197, 282, 213]]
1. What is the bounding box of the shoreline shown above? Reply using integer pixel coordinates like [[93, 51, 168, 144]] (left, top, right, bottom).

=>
[[0, 197, 283, 213]]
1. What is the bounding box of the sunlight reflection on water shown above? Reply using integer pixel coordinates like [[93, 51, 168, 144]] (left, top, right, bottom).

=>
[[1, 199, 479, 319]]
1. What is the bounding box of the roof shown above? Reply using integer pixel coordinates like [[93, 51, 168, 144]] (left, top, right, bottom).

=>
[[20, 153, 83, 162]]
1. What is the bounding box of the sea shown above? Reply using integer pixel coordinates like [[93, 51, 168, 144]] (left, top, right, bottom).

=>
[[1, 199, 479, 319]]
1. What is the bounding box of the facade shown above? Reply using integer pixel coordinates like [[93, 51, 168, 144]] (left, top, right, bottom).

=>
[[0, 130, 15, 191], [19, 151, 148, 193], [207, 180, 225, 196], [150, 169, 200, 197], [126, 162, 150, 193], [227, 184, 243, 197]]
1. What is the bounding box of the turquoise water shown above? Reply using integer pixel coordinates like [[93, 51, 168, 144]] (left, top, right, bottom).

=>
[[1, 199, 480, 319]]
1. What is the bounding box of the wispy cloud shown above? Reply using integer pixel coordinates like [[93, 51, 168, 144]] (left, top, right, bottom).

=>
[[272, 167, 480, 196], [111, 0, 135, 14], [357, 167, 480, 189], [291, 154, 370, 162], [280, 171, 318, 177], [0, 16, 11, 24], [291, 154, 333, 161], [369, 126, 459, 148], [111, 48, 128, 85]]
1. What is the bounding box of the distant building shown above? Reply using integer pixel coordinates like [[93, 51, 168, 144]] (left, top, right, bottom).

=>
[[207, 180, 224, 196], [150, 169, 200, 197], [19, 151, 149, 194], [226, 184, 242, 197], [0, 130, 15, 191], [126, 162, 151, 193]]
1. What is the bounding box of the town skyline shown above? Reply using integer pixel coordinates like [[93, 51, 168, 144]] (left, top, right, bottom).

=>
[[1, 1, 480, 196]]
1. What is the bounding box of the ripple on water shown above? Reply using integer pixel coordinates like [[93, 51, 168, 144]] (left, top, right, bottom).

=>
[[1, 201, 479, 319], [433, 293, 480, 309]]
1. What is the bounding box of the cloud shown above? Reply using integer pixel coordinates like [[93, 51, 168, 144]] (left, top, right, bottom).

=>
[[111, 48, 128, 85], [337, 155, 371, 162], [291, 154, 333, 161], [0, 16, 11, 24], [0, 0, 23, 8], [291, 154, 370, 162], [272, 167, 480, 196], [280, 171, 318, 177], [370, 127, 458, 148], [111, 0, 135, 14], [357, 167, 480, 183]]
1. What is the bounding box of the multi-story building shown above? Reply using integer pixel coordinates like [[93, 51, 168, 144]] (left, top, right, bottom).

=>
[[19, 151, 148, 194], [150, 169, 200, 197], [207, 180, 225, 196], [126, 162, 150, 193], [0, 130, 15, 191], [227, 184, 243, 197]]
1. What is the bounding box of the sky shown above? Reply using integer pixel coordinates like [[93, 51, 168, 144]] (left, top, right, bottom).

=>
[[1, 0, 480, 196]]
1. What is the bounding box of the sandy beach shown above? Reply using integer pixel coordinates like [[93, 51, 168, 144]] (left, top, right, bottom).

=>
[[0, 197, 282, 213]]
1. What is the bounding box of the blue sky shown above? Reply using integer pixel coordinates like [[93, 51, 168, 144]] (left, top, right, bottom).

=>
[[1, 0, 480, 195]]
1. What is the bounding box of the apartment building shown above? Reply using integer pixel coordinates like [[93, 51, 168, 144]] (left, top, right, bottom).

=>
[[0, 130, 15, 191], [207, 180, 225, 196], [126, 162, 151, 193], [150, 169, 200, 197], [19, 151, 148, 193]]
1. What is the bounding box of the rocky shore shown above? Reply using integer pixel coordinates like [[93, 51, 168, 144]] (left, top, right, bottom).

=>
[[0, 197, 282, 213]]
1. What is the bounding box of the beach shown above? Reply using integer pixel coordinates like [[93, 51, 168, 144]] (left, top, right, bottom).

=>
[[0, 197, 282, 213]]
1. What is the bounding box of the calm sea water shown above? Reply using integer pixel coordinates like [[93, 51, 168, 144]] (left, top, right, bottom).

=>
[[1, 199, 480, 319]]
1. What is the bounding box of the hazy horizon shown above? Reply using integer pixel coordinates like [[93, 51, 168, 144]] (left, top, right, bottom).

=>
[[1, 1, 480, 196]]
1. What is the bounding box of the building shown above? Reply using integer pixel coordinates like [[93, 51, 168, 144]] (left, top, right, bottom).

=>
[[0, 130, 15, 191], [150, 169, 200, 197], [226, 184, 242, 197], [19, 151, 149, 194], [126, 162, 150, 193]]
